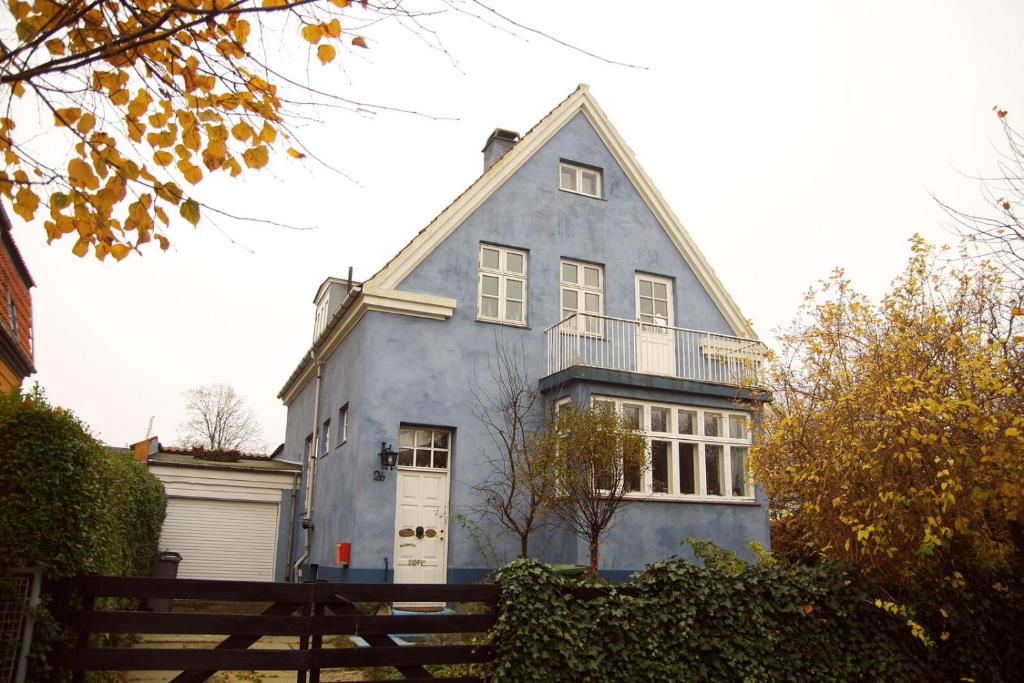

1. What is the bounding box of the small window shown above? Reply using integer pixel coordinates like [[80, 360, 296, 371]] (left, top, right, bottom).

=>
[[560, 260, 603, 334], [559, 162, 602, 198], [478, 244, 528, 326], [398, 426, 452, 470], [338, 404, 348, 446], [320, 420, 330, 456], [304, 434, 313, 464], [677, 409, 696, 435], [650, 407, 669, 433], [8, 294, 16, 335]]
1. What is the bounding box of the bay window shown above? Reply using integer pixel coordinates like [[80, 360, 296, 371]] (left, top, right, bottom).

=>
[[594, 396, 754, 500]]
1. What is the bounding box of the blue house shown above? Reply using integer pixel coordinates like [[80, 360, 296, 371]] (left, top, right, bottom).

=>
[[278, 85, 769, 584]]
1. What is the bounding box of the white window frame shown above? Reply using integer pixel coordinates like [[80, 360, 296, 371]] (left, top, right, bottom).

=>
[[560, 259, 604, 335], [592, 396, 754, 502], [338, 404, 349, 446], [397, 426, 453, 471], [559, 162, 602, 199], [320, 419, 331, 456], [478, 244, 528, 326]]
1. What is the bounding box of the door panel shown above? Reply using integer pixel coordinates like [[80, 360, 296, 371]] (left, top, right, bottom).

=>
[[635, 274, 676, 376], [394, 469, 449, 600]]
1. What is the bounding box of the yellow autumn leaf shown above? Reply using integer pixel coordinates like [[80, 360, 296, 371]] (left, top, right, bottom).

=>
[[182, 124, 201, 151], [325, 18, 341, 38], [76, 112, 95, 134], [155, 181, 182, 205], [258, 122, 277, 143], [1012, 307, 1022, 317], [72, 237, 89, 257], [111, 243, 130, 261], [154, 206, 169, 226], [12, 187, 38, 221], [67, 158, 98, 189], [242, 145, 269, 169], [180, 198, 201, 225], [317, 44, 337, 65], [11, 82, 24, 98], [330, 0, 349, 6], [352, 36, 368, 48], [111, 89, 130, 106], [176, 160, 203, 185], [153, 151, 174, 167], [231, 121, 254, 141], [287, 147, 306, 159], [45, 39, 64, 55], [262, 0, 287, 6], [301, 24, 322, 44], [127, 90, 152, 119], [233, 19, 251, 44], [54, 107, 81, 126]]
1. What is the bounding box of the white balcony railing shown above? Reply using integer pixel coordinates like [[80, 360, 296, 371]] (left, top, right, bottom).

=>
[[545, 313, 766, 387]]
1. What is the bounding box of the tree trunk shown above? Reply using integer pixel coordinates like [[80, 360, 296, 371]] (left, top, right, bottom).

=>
[[588, 541, 599, 574], [520, 534, 529, 558]]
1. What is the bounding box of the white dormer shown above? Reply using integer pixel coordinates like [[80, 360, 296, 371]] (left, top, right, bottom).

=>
[[313, 275, 359, 342]]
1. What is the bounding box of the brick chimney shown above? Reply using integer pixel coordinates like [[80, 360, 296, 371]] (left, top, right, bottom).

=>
[[482, 128, 519, 172]]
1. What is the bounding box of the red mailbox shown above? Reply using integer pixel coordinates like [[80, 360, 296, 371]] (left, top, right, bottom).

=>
[[335, 542, 351, 567]]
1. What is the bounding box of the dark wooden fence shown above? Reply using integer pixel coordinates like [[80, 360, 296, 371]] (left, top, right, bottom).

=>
[[53, 575, 498, 683]]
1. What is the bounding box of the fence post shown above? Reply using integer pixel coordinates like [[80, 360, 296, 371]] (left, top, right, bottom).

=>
[[70, 576, 94, 683]]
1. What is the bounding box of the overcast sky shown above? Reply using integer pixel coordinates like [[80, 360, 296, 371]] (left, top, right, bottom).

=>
[[11, 1, 1024, 448]]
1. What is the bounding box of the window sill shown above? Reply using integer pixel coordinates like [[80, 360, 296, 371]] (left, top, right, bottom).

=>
[[558, 188, 605, 201], [620, 493, 760, 506], [475, 317, 530, 330]]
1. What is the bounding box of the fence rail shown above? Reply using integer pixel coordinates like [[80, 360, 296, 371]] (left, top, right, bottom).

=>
[[54, 575, 498, 683], [545, 312, 766, 386]]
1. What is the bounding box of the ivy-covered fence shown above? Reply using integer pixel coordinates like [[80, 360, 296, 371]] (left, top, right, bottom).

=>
[[488, 552, 1023, 682], [0, 388, 166, 682]]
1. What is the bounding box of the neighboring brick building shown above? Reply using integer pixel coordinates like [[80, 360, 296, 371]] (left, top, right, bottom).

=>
[[0, 204, 34, 390]]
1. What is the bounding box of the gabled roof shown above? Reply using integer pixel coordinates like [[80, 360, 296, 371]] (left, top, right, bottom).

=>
[[279, 85, 757, 403], [364, 84, 756, 339]]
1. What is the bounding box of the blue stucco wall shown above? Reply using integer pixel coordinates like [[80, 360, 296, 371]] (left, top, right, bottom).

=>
[[282, 111, 769, 582]]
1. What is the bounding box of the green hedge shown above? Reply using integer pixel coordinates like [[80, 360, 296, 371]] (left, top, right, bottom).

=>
[[0, 387, 166, 681], [489, 550, 1023, 682]]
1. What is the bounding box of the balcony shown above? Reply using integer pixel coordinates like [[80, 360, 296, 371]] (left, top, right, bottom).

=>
[[544, 313, 766, 388]]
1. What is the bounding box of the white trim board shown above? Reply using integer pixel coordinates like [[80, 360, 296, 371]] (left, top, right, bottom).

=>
[[279, 287, 456, 404], [366, 84, 756, 339]]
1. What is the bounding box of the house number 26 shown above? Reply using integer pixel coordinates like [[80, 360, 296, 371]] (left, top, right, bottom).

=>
[[408, 559, 424, 567]]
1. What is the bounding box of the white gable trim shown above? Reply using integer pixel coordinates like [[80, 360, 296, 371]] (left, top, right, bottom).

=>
[[367, 84, 757, 339], [279, 287, 455, 405]]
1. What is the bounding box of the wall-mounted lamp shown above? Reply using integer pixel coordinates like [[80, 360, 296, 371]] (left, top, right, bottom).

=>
[[374, 441, 399, 481], [379, 442, 399, 470]]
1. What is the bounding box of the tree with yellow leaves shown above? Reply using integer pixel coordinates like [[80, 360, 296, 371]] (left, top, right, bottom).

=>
[[751, 237, 1024, 590], [0, 0, 401, 259]]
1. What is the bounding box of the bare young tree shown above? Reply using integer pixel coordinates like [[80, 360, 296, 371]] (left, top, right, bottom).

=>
[[538, 404, 648, 574], [178, 383, 264, 452], [938, 108, 1024, 300], [470, 338, 556, 558]]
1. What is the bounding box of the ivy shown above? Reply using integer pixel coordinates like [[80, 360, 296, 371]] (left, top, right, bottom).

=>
[[489, 548, 1023, 682], [0, 386, 166, 682]]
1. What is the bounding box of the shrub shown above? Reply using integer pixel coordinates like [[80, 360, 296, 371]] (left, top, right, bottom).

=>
[[0, 386, 166, 681], [489, 550, 1023, 682]]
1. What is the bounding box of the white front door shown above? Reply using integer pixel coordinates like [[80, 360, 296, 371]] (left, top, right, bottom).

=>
[[394, 468, 449, 589], [635, 274, 676, 376]]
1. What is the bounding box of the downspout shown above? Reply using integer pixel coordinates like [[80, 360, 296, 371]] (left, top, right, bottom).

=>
[[284, 471, 299, 582], [294, 357, 324, 582]]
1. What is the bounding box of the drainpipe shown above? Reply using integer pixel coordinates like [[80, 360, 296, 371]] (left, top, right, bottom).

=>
[[294, 357, 324, 582], [284, 472, 299, 582]]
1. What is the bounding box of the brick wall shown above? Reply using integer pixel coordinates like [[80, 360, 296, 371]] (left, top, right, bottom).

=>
[[0, 240, 32, 363]]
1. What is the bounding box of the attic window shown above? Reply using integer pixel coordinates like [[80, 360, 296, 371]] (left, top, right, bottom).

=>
[[559, 162, 601, 198]]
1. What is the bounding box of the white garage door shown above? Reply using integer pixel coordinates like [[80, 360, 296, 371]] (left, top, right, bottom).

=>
[[160, 498, 280, 581]]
